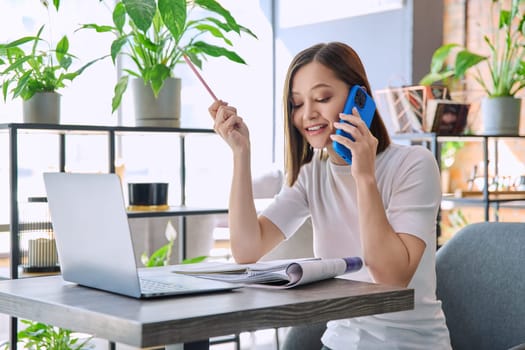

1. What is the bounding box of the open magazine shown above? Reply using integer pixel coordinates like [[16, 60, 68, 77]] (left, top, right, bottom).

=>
[[171, 257, 363, 289]]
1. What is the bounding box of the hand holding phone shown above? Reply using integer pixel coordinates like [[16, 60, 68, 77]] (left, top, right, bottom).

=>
[[332, 85, 376, 165]]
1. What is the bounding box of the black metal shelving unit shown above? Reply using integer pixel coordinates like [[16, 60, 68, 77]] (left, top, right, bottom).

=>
[[1, 122, 228, 278], [391, 132, 525, 223]]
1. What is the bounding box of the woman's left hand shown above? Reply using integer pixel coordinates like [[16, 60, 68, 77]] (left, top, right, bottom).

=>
[[330, 107, 378, 178]]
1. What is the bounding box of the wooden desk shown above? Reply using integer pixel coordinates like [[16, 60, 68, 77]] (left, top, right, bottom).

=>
[[0, 275, 413, 348]]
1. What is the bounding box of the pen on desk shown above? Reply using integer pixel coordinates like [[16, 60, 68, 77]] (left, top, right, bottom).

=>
[[182, 54, 219, 101]]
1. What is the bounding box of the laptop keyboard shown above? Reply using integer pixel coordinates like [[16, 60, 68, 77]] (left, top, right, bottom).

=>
[[139, 278, 186, 293]]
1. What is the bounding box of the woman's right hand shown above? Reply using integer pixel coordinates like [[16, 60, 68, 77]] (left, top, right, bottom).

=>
[[208, 100, 250, 153]]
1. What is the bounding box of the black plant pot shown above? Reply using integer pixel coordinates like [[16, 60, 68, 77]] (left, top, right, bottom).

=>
[[128, 183, 169, 209]]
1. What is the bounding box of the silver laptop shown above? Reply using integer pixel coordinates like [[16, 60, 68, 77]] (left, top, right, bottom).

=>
[[43, 172, 239, 299]]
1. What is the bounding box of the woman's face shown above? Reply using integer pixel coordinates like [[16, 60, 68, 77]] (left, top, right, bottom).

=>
[[290, 61, 349, 151]]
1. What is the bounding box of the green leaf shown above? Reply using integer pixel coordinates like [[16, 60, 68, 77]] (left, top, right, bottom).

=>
[[122, 0, 156, 32], [202, 17, 233, 33], [32, 25, 46, 55], [133, 31, 158, 53], [192, 41, 246, 64], [75, 55, 109, 76], [0, 35, 40, 50], [500, 9, 511, 29], [454, 50, 487, 78], [194, 0, 241, 34], [517, 59, 525, 76], [184, 51, 202, 69], [112, 75, 129, 113], [55, 35, 70, 67], [429, 43, 459, 73], [159, 0, 187, 43], [123, 67, 141, 78], [60, 71, 78, 82], [238, 24, 258, 39], [3, 47, 25, 59], [419, 71, 453, 85], [113, 2, 127, 32], [144, 244, 170, 267], [2, 81, 9, 102], [78, 23, 115, 33], [12, 71, 32, 100], [182, 255, 208, 264], [111, 36, 128, 63], [148, 63, 171, 97], [59, 55, 73, 71], [2, 56, 32, 75], [193, 23, 233, 46]]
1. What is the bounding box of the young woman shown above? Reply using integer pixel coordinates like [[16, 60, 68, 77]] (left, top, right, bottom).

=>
[[209, 42, 451, 349]]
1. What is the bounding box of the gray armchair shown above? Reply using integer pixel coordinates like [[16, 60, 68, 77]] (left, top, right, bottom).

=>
[[436, 222, 525, 350]]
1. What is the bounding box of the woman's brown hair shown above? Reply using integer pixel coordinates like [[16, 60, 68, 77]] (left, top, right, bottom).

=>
[[283, 42, 391, 186]]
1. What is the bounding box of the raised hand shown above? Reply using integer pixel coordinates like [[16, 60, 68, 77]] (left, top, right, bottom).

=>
[[209, 100, 250, 153]]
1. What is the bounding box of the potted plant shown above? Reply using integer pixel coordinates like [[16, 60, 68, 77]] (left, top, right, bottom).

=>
[[0, 319, 93, 350], [82, 0, 256, 127], [0, 1, 106, 124], [420, 0, 525, 135]]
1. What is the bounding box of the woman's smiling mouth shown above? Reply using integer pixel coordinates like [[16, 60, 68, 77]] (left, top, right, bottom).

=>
[[305, 124, 328, 135]]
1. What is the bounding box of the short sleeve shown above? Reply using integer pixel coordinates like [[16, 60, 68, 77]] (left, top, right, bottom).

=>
[[386, 146, 441, 247]]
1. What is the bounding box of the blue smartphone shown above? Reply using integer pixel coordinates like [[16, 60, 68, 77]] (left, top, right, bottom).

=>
[[332, 85, 376, 165]]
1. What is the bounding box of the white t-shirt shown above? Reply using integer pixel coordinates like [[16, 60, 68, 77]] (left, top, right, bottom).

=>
[[261, 144, 451, 350]]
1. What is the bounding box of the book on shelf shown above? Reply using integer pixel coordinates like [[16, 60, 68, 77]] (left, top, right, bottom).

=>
[[171, 256, 363, 289], [374, 85, 448, 134], [425, 99, 470, 135]]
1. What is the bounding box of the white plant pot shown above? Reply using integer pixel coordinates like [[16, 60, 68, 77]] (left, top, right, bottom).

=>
[[132, 77, 181, 127], [481, 96, 521, 135], [22, 92, 60, 124]]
